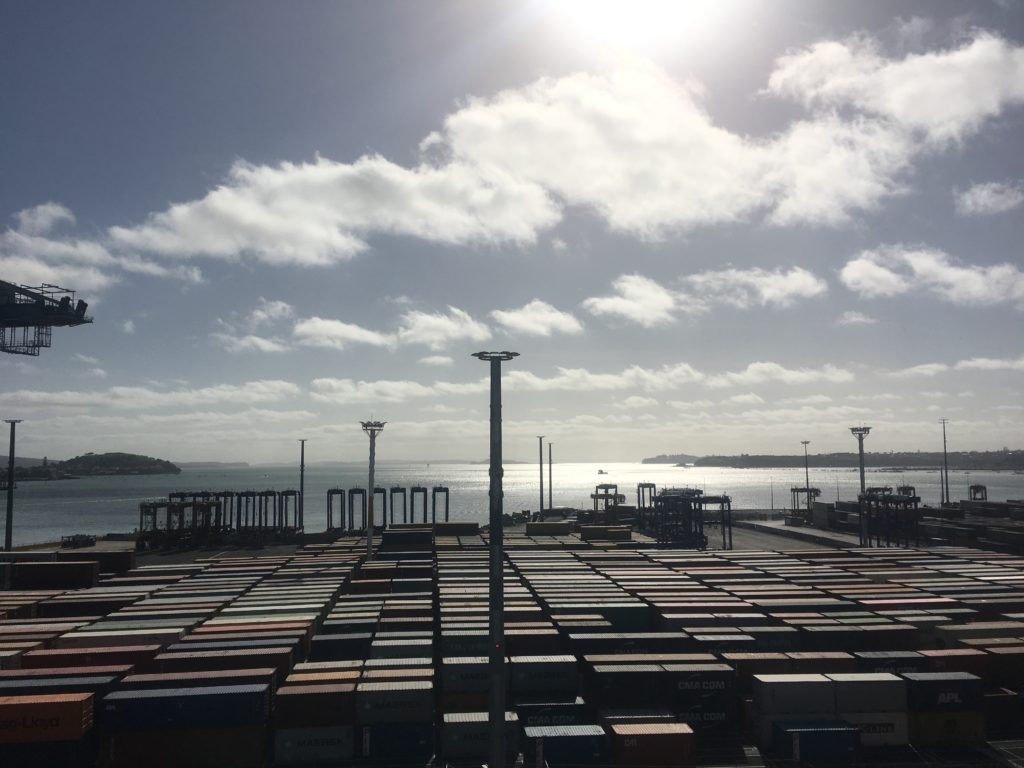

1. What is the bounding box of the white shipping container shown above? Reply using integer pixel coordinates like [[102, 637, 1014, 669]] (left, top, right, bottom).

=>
[[753, 674, 834, 714], [828, 673, 907, 713]]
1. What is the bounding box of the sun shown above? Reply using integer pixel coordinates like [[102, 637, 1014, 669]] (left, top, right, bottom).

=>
[[547, 0, 735, 52]]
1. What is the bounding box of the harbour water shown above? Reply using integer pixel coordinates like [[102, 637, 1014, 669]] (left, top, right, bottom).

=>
[[6, 462, 1024, 547]]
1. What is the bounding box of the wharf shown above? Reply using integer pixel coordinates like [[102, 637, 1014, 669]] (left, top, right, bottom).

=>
[[3, 530, 1024, 767]]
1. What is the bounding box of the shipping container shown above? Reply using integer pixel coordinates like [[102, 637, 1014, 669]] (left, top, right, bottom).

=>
[[276, 683, 356, 727], [274, 725, 354, 765], [441, 711, 519, 761], [104, 725, 267, 768], [355, 680, 433, 723], [522, 724, 608, 768], [771, 720, 860, 761], [610, 722, 694, 767], [102, 684, 270, 730], [359, 722, 432, 763], [0, 692, 93, 743], [827, 673, 907, 713], [902, 672, 984, 712]]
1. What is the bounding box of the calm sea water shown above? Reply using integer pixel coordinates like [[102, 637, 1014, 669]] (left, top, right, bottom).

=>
[[5, 462, 1024, 547]]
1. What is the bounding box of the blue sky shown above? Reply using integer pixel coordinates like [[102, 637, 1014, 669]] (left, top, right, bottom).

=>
[[2, 0, 1023, 463]]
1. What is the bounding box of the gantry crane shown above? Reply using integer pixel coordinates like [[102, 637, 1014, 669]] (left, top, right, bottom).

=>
[[0, 280, 92, 355]]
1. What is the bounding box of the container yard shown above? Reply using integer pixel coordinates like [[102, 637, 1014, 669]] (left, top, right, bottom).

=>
[[1, 525, 1024, 767]]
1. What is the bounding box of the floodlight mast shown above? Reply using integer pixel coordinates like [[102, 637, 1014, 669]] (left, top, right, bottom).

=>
[[4, 420, 22, 551], [472, 350, 518, 768], [297, 439, 307, 530], [849, 426, 871, 494], [801, 440, 811, 516], [537, 435, 545, 517], [361, 421, 385, 560]]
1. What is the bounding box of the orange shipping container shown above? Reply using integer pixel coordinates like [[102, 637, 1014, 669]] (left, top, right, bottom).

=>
[[0, 693, 94, 743]]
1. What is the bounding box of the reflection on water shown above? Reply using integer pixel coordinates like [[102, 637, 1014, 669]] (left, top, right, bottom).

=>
[[7, 462, 1024, 547]]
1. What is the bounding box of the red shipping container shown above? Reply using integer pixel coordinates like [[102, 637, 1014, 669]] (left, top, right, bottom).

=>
[[611, 722, 695, 767], [0, 693, 93, 743]]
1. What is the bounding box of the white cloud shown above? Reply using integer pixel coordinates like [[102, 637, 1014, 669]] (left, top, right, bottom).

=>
[[491, 299, 583, 336], [108, 156, 559, 265], [442, 61, 920, 232], [614, 395, 659, 410], [582, 274, 677, 326], [779, 394, 833, 405], [954, 355, 1024, 371], [508, 362, 705, 393], [841, 245, 1024, 307], [14, 202, 75, 235], [310, 377, 436, 404], [767, 33, 1024, 143], [725, 393, 765, 405], [396, 307, 490, 350], [668, 399, 714, 410], [837, 310, 878, 326], [211, 333, 290, 354], [763, 114, 913, 226], [86, 368, 107, 379], [248, 299, 295, 327], [848, 393, 901, 402], [839, 250, 912, 298], [73, 353, 100, 365], [706, 361, 854, 388], [300, 355, 866, 411], [122, 320, 136, 335], [683, 266, 827, 309], [955, 180, 1024, 215], [292, 317, 395, 351], [98, 58, 951, 270], [889, 362, 950, 378], [422, 404, 462, 414], [1, 206, 202, 291], [0, 380, 300, 411], [418, 355, 454, 367]]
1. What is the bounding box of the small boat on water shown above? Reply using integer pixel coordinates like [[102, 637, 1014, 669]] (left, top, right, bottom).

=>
[[597, 469, 608, 475]]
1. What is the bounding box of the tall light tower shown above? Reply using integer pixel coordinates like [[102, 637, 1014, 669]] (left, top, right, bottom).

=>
[[361, 421, 385, 560], [801, 440, 812, 517], [548, 441, 553, 510], [849, 426, 871, 495], [939, 419, 950, 506], [297, 439, 307, 530], [473, 350, 518, 768], [537, 435, 545, 517], [4, 419, 21, 551]]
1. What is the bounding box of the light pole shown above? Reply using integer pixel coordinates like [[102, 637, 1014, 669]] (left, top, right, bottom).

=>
[[548, 442, 553, 510], [473, 350, 518, 768], [297, 439, 307, 530], [4, 420, 22, 552], [801, 440, 811, 518], [939, 419, 950, 506], [361, 421, 385, 560], [849, 426, 871, 495], [537, 435, 545, 517]]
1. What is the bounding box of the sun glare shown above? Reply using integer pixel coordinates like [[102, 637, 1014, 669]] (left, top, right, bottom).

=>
[[549, 0, 733, 52]]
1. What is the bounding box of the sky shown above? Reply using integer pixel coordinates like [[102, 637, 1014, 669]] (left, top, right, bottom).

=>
[[1, 0, 1023, 464]]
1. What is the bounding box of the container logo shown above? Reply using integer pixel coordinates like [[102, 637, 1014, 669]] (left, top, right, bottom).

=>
[[677, 680, 727, 691], [937, 692, 963, 705], [0, 716, 62, 733]]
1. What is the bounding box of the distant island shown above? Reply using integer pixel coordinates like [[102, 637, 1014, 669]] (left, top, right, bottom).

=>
[[641, 453, 699, 465], [641, 450, 1024, 471], [8, 452, 181, 481]]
